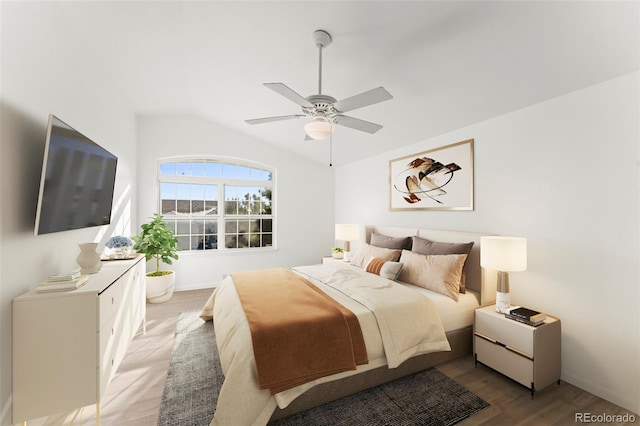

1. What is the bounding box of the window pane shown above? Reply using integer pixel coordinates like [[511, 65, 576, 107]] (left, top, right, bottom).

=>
[[177, 235, 190, 250], [262, 233, 272, 247], [204, 220, 217, 234], [238, 166, 250, 179], [222, 163, 238, 178], [238, 220, 250, 234], [161, 183, 177, 215], [225, 235, 237, 249], [204, 235, 217, 250], [262, 219, 272, 232], [205, 162, 221, 178], [163, 219, 176, 234], [226, 220, 237, 233], [176, 162, 191, 176], [160, 162, 176, 176], [250, 234, 261, 247], [191, 162, 205, 177], [176, 220, 190, 235]]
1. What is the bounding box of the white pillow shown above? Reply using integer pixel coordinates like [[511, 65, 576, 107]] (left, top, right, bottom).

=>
[[350, 243, 401, 269], [365, 257, 403, 280], [397, 250, 467, 301]]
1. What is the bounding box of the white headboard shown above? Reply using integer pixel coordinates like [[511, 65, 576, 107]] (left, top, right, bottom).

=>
[[364, 225, 497, 306]]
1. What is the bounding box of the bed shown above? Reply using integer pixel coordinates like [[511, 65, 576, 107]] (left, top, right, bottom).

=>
[[200, 226, 497, 426]]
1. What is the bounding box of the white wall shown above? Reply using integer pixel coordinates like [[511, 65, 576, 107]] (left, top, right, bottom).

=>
[[136, 114, 334, 290], [0, 3, 138, 425], [335, 72, 639, 414]]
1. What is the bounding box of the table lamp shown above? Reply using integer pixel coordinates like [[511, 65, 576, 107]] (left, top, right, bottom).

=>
[[480, 236, 527, 313], [335, 224, 360, 262]]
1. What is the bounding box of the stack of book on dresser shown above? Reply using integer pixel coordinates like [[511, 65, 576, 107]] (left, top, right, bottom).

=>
[[505, 306, 547, 327], [37, 270, 88, 292]]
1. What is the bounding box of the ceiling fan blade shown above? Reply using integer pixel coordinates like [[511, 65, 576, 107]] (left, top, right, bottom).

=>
[[245, 115, 306, 125], [333, 87, 393, 113], [334, 115, 383, 134], [264, 83, 314, 108]]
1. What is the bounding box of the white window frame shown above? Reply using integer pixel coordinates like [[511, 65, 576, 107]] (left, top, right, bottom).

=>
[[157, 156, 276, 253]]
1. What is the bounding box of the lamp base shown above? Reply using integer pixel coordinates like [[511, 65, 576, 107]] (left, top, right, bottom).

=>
[[496, 291, 510, 313], [495, 271, 510, 313]]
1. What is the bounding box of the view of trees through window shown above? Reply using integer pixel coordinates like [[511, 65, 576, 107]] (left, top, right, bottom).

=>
[[158, 158, 274, 252]]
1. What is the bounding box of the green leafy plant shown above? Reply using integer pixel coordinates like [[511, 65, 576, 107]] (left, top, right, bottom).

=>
[[133, 213, 179, 277], [331, 247, 344, 253]]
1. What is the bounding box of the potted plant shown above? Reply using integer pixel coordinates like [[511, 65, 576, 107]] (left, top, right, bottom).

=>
[[133, 213, 179, 303], [331, 247, 344, 259]]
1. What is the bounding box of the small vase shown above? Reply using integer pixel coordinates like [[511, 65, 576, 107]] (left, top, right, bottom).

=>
[[77, 242, 102, 274]]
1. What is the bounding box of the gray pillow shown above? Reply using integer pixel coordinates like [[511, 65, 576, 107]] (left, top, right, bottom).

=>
[[370, 232, 412, 250]]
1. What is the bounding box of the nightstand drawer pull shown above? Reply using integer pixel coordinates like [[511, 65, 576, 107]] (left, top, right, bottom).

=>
[[506, 346, 534, 361], [475, 332, 534, 360], [474, 332, 496, 344]]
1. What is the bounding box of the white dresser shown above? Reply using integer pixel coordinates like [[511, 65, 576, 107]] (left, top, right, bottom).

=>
[[13, 255, 146, 423]]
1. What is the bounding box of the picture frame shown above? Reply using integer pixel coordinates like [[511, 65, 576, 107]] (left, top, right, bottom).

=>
[[389, 139, 474, 211]]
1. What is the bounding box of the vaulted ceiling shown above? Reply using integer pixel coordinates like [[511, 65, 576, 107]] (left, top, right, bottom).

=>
[[43, 1, 639, 165]]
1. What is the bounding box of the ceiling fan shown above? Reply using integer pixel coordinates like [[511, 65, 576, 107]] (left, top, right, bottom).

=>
[[245, 29, 393, 140]]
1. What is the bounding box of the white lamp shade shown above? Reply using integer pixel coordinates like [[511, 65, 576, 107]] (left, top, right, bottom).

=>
[[335, 224, 360, 241], [480, 236, 527, 272], [304, 119, 333, 140]]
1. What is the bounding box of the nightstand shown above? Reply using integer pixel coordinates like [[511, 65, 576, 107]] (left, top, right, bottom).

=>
[[321, 256, 347, 264], [474, 304, 561, 398]]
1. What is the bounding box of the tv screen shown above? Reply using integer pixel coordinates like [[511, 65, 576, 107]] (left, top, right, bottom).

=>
[[34, 115, 118, 235]]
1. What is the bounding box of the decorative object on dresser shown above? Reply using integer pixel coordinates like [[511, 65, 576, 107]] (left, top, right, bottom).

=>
[[13, 255, 146, 424], [389, 139, 474, 211], [37, 273, 88, 292], [335, 223, 360, 262], [76, 242, 102, 274], [506, 306, 547, 326], [133, 213, 179, 303], [480, 236, 527, 313], [104, 235, 134, 259], [474, 304, 560, 398]]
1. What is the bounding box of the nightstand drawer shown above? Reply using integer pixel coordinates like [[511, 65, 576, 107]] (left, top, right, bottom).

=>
[[475, 335, 533, 387], [475, 309, 534, 356]]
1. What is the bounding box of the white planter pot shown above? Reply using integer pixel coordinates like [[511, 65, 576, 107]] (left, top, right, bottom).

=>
[[146, 271, 175, 304]]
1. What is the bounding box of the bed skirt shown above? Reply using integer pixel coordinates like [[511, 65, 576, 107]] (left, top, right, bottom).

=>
[[270, 325, 473, 421]]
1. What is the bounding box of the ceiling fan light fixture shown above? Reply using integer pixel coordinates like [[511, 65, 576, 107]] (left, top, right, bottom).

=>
[[304, 119, 334, 140]]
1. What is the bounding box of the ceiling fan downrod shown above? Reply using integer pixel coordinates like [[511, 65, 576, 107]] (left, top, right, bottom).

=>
[[313, 30, 332, 96]]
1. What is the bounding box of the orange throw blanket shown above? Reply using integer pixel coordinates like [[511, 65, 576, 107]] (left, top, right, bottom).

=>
[[232, 268, 368, 394]]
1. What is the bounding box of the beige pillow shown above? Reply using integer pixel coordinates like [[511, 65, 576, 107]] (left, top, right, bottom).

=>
[[411, 236, 474, 293], [351, 243, 401, 268], [365, 257, 403, 280], [398, 250, 467, 301]]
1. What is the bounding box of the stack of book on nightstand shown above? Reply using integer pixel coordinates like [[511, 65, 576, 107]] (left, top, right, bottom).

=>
[[505, 306, 547, 326], [37, 270, 88, 292]]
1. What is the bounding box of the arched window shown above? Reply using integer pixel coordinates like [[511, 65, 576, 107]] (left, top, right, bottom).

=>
[[158, 157, 275, 252]]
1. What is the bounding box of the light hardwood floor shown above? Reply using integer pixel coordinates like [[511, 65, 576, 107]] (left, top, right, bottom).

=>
[[77, 289, 638, 425]]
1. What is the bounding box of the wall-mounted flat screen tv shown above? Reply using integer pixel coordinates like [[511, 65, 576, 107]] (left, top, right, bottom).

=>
[[34, 115, 118, 235]]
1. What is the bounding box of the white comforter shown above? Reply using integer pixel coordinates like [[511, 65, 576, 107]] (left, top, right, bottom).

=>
[[199, 262, 450, 426]]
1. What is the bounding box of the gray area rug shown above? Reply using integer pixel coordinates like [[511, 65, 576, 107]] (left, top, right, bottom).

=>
[[158, 310, 489, 426]]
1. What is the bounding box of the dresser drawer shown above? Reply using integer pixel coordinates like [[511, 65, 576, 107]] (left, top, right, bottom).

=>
[[475, 309, 534, 356], [475, 335, 533, 387], [98, 313, 118, 396], [99, 276, 124, 329]]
